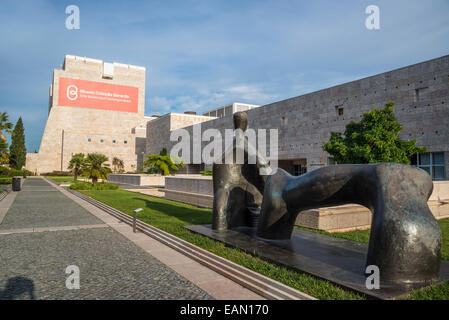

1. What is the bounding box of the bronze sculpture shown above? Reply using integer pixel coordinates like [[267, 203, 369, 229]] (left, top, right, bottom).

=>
[[257, 164, 442, 283], [212, 112, 269, 230], [211, 111, 442, 284]]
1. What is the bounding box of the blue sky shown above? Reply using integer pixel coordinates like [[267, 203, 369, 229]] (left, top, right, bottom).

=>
[[0, 0, 448, 152]]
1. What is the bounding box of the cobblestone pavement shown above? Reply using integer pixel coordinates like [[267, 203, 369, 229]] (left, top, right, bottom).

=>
[[0, 178, 213, 300], [0, 179, 103, 230]]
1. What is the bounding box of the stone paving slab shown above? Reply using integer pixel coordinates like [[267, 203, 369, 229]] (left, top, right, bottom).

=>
[[0, 227, 213, 300], [0, 180, 103, 230], [0, 192, 17, 224], [56, 180, 265, 300], [0, 224, 108, 235]]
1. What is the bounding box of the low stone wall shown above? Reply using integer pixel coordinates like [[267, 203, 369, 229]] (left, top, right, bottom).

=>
[[162, 175, 449, 232], [430, 180, 449, 201], [107, 174, 165, 186], [165, 175, 212, 195], [163, 175, 213, 208]]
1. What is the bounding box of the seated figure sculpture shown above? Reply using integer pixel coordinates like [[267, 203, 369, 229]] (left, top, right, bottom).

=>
[[212, 112, 270, 230], [256, 163, 442, 283]]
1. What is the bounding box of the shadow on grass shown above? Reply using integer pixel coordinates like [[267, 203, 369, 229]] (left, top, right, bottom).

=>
[[131, 196, 212, 226]]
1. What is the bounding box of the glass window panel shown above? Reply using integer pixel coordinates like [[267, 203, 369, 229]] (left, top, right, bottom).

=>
[[433, 152, 445, 165], [419, 153, 430, 165], [419, 166, 431, 176], [433, 166, 446, 180], [410, 154, 417, 165]]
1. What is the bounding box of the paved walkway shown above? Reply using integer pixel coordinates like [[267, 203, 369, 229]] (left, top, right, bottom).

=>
[[0, 177, 262, 300], [0, 178, 213, 300]]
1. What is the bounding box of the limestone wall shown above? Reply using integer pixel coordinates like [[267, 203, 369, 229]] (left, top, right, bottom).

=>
[[147, 55, 449, 178]]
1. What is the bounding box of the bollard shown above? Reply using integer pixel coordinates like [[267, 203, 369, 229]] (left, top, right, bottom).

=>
[[133, 208, 143, 233]]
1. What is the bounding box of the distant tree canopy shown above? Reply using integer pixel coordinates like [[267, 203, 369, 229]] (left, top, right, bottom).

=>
[[0, 112, 13, 165], [323, 101, 426, 164], [144, 148, 184, 176], [68, 153, 85, 182], [112, 157, 125, 174], [9, 117, 26, 169], [82, 153, 111, 185]]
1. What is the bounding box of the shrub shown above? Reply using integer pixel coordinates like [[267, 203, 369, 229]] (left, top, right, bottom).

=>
[[0, 166, 10, 176], [0, 177, 12, 184], [8, 169, 34, 177], [0, 167, 35, 177], [69, 181, 118, 190], [41, 171, 72, 176], [200, 170, 212, 176]]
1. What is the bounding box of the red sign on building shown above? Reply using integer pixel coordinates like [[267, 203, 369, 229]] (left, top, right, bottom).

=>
[[58, 77, 139, 113]]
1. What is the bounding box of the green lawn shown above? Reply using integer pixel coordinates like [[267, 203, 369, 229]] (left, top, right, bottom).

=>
[[297, 219, 449, 300], [0, 176, 12, 184], [78, 189, 448, 300], [45, 176, 74, 183]]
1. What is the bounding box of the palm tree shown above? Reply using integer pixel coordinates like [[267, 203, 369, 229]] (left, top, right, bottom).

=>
[[0, 112, 13, 137], [143, 151, 184, 176], [68, 153, 85, 182], [82, 153, 111, 185], [0, 112, 13, 165], [112, 157, 124, 173]]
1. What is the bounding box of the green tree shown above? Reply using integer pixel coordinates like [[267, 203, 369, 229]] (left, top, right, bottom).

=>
[[144, 149, 184, 176], [9, 117, 26, 169], [323, 101, 426, 164], [82, 153, 111, 185], [112, 157, 124, 173], [68, 153, 85, 182], [0, 112, 13, 165]]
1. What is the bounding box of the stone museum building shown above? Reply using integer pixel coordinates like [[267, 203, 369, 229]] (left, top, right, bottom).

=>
[[26, 55, 155, 174], [27, 54, 449, 180]]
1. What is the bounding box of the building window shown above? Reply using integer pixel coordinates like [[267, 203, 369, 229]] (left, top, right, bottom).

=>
[[88, 138, 91, 142], [293, 164, 307, 176], [414, 87, 428, 103], [100, 139, 104, 143], [411, 152, 446, 180], [112, 140, 116, 143], [281, 116, 288, 126], [327, 157, 337, 165], [124, 140, 127, 144], [335, 105, 344, 116]]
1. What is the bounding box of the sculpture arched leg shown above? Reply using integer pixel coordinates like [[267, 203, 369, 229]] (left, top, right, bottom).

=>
[[257, 168, 292, 239], [366, 163, 441, 283]]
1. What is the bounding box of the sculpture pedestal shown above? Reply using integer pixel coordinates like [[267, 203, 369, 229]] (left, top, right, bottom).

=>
[[185, 224, 449, 299]]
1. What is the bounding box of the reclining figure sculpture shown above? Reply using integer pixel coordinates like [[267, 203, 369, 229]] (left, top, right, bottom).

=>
[[211, 111, 441, 284], [257, 164, 442, 283]]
